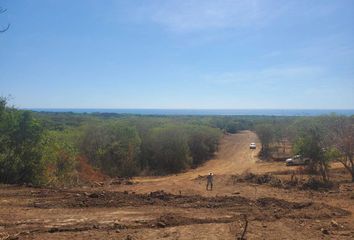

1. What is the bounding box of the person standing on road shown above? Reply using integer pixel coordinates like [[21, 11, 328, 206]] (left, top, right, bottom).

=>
[[206, 172, 213, 191]]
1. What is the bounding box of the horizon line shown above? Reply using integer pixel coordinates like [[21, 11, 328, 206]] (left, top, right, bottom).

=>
[[23, 107, 354, 110]]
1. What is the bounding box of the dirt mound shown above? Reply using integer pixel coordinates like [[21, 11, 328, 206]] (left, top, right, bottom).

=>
[[300, 177, 337, 190], [109, 177, 135, 186], [255, 197, 350, 220], [29, 189, 350, 223], [148, 190, 172, 200], [28, 189, 251, 209], [232, 172, 282, 187], [151, 213, 238, 228], [256, 197, 312, 209], [232, 172, 339, 191], [153, 213, 198, 228]]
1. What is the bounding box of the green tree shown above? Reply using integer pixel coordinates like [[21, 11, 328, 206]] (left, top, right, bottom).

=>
[[324, 116, 354, 181], [41, 130, 78, 185], [254, 123, 274, 158], [187, 125, 221, 166], [147, 125, 191, 173], [0, 100, 45, 184], [80, 121, 141, 177], [273, 120, 291, 154], [293, 127, 330, 182]]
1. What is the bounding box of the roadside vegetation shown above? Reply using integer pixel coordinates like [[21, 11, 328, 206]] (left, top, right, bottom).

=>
[[1, 97, 353, 186], [253, 115, 354, 183], [0, 98, 227, 185]]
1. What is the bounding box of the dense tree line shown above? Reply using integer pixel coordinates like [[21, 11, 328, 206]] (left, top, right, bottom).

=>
[[0, 98, 223, 184], [80, 121, 141, 177], [79, 122, 221, 176], [2, 97, 353, 185]]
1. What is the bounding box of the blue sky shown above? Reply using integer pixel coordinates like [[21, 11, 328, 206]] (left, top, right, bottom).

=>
[[0, 0, 353, 109]]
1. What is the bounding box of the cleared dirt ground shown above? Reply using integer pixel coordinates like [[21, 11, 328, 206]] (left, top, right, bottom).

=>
[[1, 131, 353, 239]]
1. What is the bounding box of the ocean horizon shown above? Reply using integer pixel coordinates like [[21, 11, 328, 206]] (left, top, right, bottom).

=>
[[26, 108, 354, 116]]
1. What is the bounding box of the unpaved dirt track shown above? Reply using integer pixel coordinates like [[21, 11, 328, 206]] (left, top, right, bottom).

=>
[[125, 131, 261, 196], [0, 131, 353, 240]]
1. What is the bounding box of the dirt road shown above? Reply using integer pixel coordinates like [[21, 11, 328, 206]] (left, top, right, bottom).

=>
[[116, 131, 290, 197], [123, 130, 261, 195], [0, 131, 353, 240]]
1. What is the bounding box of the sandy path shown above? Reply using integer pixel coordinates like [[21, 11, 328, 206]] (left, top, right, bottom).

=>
[[141, 131, 259, 178], [116, 131, 266, 196]]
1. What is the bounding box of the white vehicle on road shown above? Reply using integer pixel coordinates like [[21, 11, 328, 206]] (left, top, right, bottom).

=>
[[249, 143, 256, 149], [285, 155, 310, 166]]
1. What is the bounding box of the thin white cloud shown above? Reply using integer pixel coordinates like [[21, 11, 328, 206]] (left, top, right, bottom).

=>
[[203, 66, 325, 85], [131, 0, 340, 33], [136, 0, 281, 33]]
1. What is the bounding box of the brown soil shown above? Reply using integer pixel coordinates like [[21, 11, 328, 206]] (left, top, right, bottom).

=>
[[1, 131, 353, 240]]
